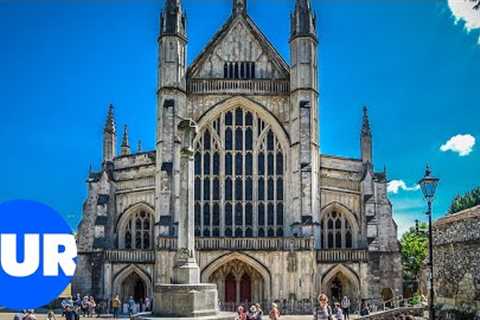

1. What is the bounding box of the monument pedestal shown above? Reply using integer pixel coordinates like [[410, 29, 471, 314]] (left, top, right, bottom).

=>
[[154, 284, 218, 317]]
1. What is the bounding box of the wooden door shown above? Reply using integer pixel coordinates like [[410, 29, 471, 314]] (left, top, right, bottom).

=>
[[225, 273, 236, 303], [240, 274, 251, 303]]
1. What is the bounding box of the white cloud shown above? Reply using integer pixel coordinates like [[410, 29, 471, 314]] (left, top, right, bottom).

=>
[[387, 180, 420, 194], [448, 0, 480, 42], [440, 134, 476, 156]]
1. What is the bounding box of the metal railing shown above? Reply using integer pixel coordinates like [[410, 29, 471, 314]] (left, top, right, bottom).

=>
[[104, 250, 155, 263], [187, 79, 290, 95], [317, 249, 369, 263], [157, 237, 314, 251]]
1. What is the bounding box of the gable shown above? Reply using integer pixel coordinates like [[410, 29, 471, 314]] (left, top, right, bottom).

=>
[[188, 16, 289, 80]]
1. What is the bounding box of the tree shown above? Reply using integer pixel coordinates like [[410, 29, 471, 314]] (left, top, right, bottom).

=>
[[400, 222, 428, 295], [448, 186, 480, 214]]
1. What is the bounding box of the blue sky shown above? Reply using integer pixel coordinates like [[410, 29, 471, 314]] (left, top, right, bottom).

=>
[[0, 0, 479, 236]]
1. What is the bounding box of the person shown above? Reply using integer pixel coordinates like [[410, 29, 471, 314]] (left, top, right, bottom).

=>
[[269, 303, 280, 320], [144, 297, 151, 312], [313, 294, 333, 320], [47, 311, 56, 320], [63, 306, 78, 320], [61, 297, 74, 310], [23, 310, 36, 320], [127, 296, 136, 317], [254, 304, 263, 320], [88, 297, 96, 317], [81, 296, 90, 317], [236, 306, 247, 320], [359, 301, 369, 316], [247, 305, 258, 320], [13, 310, 25, 320], [333, 303, 344, 320], [340, 296, 350, 320], [112, 295, 121, 319], [74, 294, 82, 309]]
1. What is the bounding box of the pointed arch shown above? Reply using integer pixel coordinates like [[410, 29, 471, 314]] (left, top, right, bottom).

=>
[[195, 96, 290, 152], [112, 264, 153, 299], [116, 202, 155, 249], [321, 264, 360, 297], [320, 201, 360, 249], [201, 252, 272, 300]]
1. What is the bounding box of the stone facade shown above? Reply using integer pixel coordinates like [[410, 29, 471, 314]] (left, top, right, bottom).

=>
[[429, 205, 480, 317], [73, 0, 402, 310]]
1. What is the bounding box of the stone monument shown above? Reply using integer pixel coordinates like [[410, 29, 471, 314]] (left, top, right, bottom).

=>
[[153, 119, 233, 319]]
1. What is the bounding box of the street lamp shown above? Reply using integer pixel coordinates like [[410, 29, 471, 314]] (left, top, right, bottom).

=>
[[418, 164, 439, 320]]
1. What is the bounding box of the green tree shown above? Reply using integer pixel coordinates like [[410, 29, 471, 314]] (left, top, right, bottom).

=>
[[448, 186, 480, 214], [400, 222, 428, 295]]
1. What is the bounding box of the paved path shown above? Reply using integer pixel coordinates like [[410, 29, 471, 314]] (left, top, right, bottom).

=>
[[0, 314, 361, 320]]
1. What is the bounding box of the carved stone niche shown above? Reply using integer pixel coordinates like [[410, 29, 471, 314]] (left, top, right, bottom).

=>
[[178, 119, 198, 151]]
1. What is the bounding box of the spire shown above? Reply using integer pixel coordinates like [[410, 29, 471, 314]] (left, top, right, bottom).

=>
[[361, 106, 372, 137], [104, 104, 115, 134], [103, 104, 116, 163], [360, 106, 373, 164], [232, 0, 247, 16], [291, 0, 317, 40], [121, 125, 130, 156], [160, 0, 186, 38], [137, 140, 143, 153]]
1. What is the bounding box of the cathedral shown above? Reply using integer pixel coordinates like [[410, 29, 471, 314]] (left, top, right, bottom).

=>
[[73, 0, 402, 310]]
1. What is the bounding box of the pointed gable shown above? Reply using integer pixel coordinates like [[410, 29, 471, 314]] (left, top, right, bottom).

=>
[[187, 15, 290, 80]]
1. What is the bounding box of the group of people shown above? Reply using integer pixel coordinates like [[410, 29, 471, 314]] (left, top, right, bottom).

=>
[[314, 294, 371, 320], [60, 294, 98, 319], [236, 303, 281, 320]]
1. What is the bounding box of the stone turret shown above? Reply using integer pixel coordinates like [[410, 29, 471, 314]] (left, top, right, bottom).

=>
[[361, 106, 373, 164], [289, 0, 320, 241], [103, 104, 116, 164], [232, 0, 247, 16], [120, 125, 130, 156]]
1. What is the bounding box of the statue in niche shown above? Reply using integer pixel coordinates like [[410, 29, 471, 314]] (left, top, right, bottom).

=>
[[287, 251, 297, 273]]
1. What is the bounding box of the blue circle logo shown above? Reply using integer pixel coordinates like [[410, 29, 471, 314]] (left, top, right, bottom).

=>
[[0, 200, 77, 310]]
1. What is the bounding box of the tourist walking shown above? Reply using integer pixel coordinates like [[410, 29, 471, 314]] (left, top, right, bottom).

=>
[[254, 304, 263, 320], [127, 296, 136, 317], [333, 303, 344, 320], [112, 295, 121, 319], [247, 305, 259, 320], [63, 306, 78, 320], [81, 296, 90, 317], [236, 306, 247, 320], [359, 301, 369, 316], [88, 297, 96, 317], [313, 294, 333, 320], [269, 303, 280, 320], [144, 297, 151, 312], [47, 311, 56, 320], [340, 296, 350, 320]]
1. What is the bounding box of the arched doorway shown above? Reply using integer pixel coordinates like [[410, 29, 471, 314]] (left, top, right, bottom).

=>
[[121, 272, 147, 303], [208, 258, 265, 305], [322, 265, 360, 305]]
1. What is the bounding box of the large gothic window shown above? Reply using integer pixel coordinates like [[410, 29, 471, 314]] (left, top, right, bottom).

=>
[[320, 210, 354, 249], [194, 107, 285, 237], [122, 210, 153, 250]]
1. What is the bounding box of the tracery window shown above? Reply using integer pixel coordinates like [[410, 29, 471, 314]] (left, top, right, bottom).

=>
[[320, 210, 354, 249], [194, 107, 285, 237], [123, 211, 153, 250], [223, 62, 256, 79]]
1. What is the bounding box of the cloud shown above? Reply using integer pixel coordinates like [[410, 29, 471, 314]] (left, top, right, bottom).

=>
[[447, 0, 480, 42], [440, 134, 476, 156], [387, 180, 420, 194]]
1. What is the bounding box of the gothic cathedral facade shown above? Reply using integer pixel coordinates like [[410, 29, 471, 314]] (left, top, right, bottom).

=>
[[74, 0, 402, 308]]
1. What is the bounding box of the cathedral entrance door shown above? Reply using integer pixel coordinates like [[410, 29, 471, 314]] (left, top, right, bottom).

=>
[[225, 273, 236, 303], [121, 272, 147, 303], [330, 276, 343, 303], [240, 274, 251, 303]]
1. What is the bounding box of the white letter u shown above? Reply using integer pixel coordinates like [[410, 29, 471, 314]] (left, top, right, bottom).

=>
[[1, 234, 40, 277]]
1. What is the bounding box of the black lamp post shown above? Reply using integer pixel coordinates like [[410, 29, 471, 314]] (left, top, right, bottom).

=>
[[418, 165, 439, 320]]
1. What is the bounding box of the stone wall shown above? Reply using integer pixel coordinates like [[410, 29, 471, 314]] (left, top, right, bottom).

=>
[[431, 205, 480, 317]]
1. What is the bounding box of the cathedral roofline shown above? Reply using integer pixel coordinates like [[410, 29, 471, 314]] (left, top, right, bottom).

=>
[[187, 12, 290, 79]]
